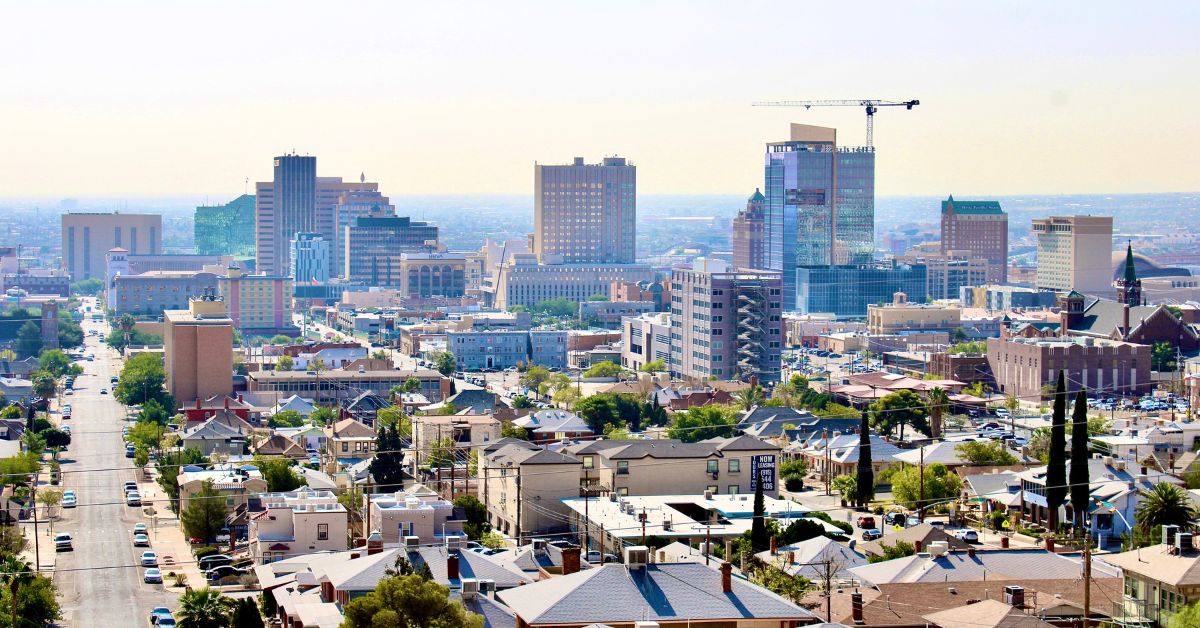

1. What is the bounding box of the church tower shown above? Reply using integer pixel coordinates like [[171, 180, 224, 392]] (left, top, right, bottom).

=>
[[1114, 242, 1143, 306]]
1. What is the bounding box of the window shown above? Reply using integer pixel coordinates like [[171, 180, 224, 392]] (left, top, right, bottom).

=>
[[617, 461, 629, 475], [341, 443, 349, 453], [707, 485, 718, 494], [582, 456, 594, 469], [729, 459, 741, 473], [318, 523, 329, 541], [706, 460, 718, 474], [728, 485, 739, 494], [617, 487, 628, 496]]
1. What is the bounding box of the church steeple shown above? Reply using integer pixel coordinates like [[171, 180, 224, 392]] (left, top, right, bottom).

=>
[[1115, 241, 1143, 306]]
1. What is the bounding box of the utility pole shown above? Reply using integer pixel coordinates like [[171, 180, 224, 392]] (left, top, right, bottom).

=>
[[1082, 533, 1092, 628], [918, 445, 926, 522], [823, 428, 831, 496], [30, 474, 39, 573], [581, 469, 590, 549], [515, 465, 522, 547], [365, 477, 372, 538]]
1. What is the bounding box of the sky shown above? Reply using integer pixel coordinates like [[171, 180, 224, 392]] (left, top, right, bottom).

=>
[[1, 1, 1197, 199]]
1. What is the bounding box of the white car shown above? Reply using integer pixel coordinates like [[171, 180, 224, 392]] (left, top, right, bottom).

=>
[[140, 551, 158, 567], [54, 533, 73, 551], [133, 533, 150, 547], [953, 529, 980, 543], [62, 490, 77, 508]]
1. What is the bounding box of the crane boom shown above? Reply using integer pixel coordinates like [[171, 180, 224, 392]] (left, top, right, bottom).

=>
[[751, 99, 919, 148]]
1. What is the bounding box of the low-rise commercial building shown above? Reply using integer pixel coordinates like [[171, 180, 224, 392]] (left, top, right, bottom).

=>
[[246, 366, 448, 403], [621, 312, 671, 372], [368, 484, 465, 544], [867, 296, 961, 335], [177, 466, 267, 514], [250, 488, 347, 564], [486, 253, 655, 310], [446, 330, 567, 370], [987, 335, 1151, 399]]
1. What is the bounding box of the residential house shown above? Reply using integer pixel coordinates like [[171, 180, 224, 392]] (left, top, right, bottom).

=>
[[325, 419, 377, 464], [855, 522, 970, 558], [420, 388, 497, 415], [738, 406, 859, 443], [177, 465, 267, 515], [755, 535, 867, 580], [182, 394, 255, 425], [564, 435, 782, 498], [1101, 534, 1200, 627], [276, 423, 327, 453], [412, 414, 500, 468], [179, 417, 248, 457], [252, 433, 307, 459], [250, 488, 348, 564], [510, 409, 593, 444], [788, 432, 902, 481], [849, 547, 1119, 586], [481, 440, 582, 538], [269, 394, 317, 418], [368, 483, 465, 544], [496, 552, 817, 627], [339, 391, 391, 426]]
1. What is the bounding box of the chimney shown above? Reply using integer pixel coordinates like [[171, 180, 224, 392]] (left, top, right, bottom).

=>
[[851, 591, 864, 624], [224, 397, 230, 409], [1122, 304, 1131, 334], [1044, 537, 1055, 553], [238, 394, 244, 403], [366, 530, 383, 555], [967, 547, 976, 558], [320, 581, 334, 602], [770, 536, 778, 556], [720, 561, 732, 593], [195, 398, 202, 409], [1000, 536, 1009, 549], [447, 554, 460, 581], [914, 540, 923, 553], [561, 546, 581, 575]]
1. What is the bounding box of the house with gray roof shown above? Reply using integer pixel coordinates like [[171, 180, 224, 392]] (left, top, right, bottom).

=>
[[512, 409, 593, 443], [481, 442, 582, 537], [738, 405, 858, 442], [849, 547, 1117, 586], [180, 417, 248, 456]]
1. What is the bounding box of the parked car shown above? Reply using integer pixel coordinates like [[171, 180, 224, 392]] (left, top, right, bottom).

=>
[[124, 444, 135, 458], [157, 619, 177, 628], [862, 528, 883, 541], [124, 481, 138, 494], [132, 523, 148, 536], [143, 567, 163, 584], [953, 529, 980, 543], [197, 554, 234, 572], [126, 491, 142, 506], [586, 550, 619, 564], [148, 607, 173, 624], [140, 551, 158, 567], [206, 565, 248, 583], [62, 491, 77, 508], [856, 516, 876, 529], [883, 512, 906, 527], [54, 533, 72, 551], [133, 533, 150, 547], [100, 388, 108, 395]]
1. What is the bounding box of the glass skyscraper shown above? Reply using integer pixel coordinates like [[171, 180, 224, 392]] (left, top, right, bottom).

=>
[[763, 124, 875, 309]]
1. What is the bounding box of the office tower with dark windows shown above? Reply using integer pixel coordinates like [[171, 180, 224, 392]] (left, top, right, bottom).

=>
[[940, 195, 1008, 283], [343, 216, 439, 288], [669, 259, 783, 384], [731, 189, 766, 270], [62, 212, 162, 281], [195, 194, 256, 258], [534, 157, 636, 264], [795, 261, 928, 318], [333, 184, 394, 277], [256, 154, 316, 276], [764, 124, 875, 309]]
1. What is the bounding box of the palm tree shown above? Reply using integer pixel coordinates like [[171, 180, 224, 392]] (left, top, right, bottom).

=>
[[734, 385, 766, 411], [177, 587, 233, 628], [1135, 483, 1199, 532], [926, 387, 949, 439], [118, 313, 136, 355], [0, 554, 33, 627]]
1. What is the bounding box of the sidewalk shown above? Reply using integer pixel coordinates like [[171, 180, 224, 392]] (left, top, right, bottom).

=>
[[133, 476, 206, 589]]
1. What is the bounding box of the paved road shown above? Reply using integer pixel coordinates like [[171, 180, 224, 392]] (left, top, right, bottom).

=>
[[55, 314, 178, 627]]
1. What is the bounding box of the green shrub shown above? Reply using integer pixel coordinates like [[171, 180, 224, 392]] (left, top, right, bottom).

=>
[[193, 545, 221, 559]]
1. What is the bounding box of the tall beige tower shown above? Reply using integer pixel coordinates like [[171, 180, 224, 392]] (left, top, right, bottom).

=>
[[534, 157, 636, 264], [61, 212, 162, 281], [164, 291, 233, 405], [1032, 215, 1113, 294]]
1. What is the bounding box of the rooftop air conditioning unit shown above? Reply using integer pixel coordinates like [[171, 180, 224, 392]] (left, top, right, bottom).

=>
[[403, 536, 420, 550], [662, 518, 672, 531], [1103, 456, 1114, 467], [703, 490, 713, 500], [1115, 460, 1127, 471], [1004, 585, 1025, 607], [609, 493, 618, 502], [1177, 532, 1194, 554], [532, 539, 547, 551], [446, 536, 463, 551], [460, 578, 479, 600], [1163, 525, 1181, 546], [625, 545, 650, 569], [928, 541, 949, 558], [478, 579, 495, 594]]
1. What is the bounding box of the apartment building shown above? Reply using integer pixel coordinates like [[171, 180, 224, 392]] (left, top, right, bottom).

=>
[[164, 294, 234, 405], [670, 259, 782, 383], [1033, 215, 1114, 294], [250, 488, 348, 564], [446, 330, 568, 370], [217, 265, 293, 333], [534, 156, 636, 264], [62, 212, 162, 281], [940, 196, 1008, 283], [481, 440, 582, 539], [621, 311, 671, 371], [368, 484, 465, 544]]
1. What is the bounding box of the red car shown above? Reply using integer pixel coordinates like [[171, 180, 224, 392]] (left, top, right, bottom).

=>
[[856, 516, 876, 529]]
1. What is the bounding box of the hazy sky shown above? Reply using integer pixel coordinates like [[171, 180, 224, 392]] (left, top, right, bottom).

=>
[[2, 1, 1197, 199]]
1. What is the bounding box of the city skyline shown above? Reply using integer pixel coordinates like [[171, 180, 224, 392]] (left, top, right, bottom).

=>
[[2, 2, 1197, 198]]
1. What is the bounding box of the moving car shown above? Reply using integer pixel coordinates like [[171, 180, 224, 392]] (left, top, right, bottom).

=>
[[125, 444, 136, 458], [862, 528, 883, 541], [883, 512, 906, 527], [100, 388, 108, 394], [54, 533, 73, 551], [143, 567, 163, 584], [133, 533, 150, 547], [140, 551, 158, 567], [953, 529, 980, 543]]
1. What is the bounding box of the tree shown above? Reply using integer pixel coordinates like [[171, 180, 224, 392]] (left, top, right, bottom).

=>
[[574, 394, 620, 433], [867, 541, 916, 564], [275, 354, 294, 372], [0, 406, 18, 421], [869, 390, 929, 440], [665, 405, 738, 443], [255, 458, 305, 492], [519, 365, 551, 393], [454, 495, 490, 539], [1152, 341, 1178, 371], [1135, 483, 1199, 532], [582, 361, 622, 378], [641, 400, 668, 427], [511, 395, 534, 409], [401, 377, 422, 394], [341, 575, 483, 628], [734, 385, 767, 411], [890, 463, 962, 510], [36, 350, 72, 378], [1069, 388, 1092, 529], [177, 587, 234, 628], [230, 596, 264, 628], [268, 409, 305, 428], [780, 459, 807, 491], [426, 438, 455, 469], [955, 440, 1018, 465], [70, 277, 103, 296], [500, 422, 528, 440], [1169, 599, 1200, 628], [371, 350, 389, 360], [926, 387, 949, 439], [831, 475, 858, 505], [551, 386, 580, 409], [182, 480, 228, 543], [855, 410, 874, 508], [127, 422, 166, 450], [14, 322, 41, 358], [429, 351, 457, 377], [0, 554, 59, 627], [115, 352, 169, 406], [376, 406, 411, 437], [370, 423, 408, 491], [30, 371, 56, 402], [157, 448, 207, 508], [41, 428, 70, 449], [750, 476, 768, 552], [36, 488, 61, 521], [640, 359, 666, 373], [531, 298, 576, 317], [1046, 371, 1068, 531], [309, 406, 336, 426]]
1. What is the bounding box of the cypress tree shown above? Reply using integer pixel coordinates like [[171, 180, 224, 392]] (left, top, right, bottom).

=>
[[1069, 388, 1091, 530], [856, 410, 874, 509], [750, 474, 768, 552], [1045, 371, 1068, 532]]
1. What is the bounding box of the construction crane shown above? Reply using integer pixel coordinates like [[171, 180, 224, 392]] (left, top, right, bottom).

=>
[[751, 99, 919, 149]]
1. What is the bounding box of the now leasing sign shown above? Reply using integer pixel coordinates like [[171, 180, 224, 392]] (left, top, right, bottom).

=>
[[750, 454, 776, 492]]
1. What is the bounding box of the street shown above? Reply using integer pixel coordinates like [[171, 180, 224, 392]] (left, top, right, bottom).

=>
[[52, 314, 179, 627]]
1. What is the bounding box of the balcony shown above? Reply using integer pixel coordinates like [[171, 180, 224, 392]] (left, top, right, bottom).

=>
[[1111, 598, 1157, 627]]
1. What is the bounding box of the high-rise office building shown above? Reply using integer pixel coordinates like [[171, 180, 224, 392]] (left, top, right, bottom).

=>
[[195, 194, 256, 257], [764, 124, 875, 309], [343, 216, 439, 287], [669, 259, 783, 383], [289, 233, 330, 284], [731, 189, 766, 270], [534, 157, 636, 264], [795, 261, 928, 318], [256, 156, 383, 277], [62, 212, 162, 281], [939, 195, 1008, 283], [333, 185, 394, 276], [1032, 215, 1113, 294]]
